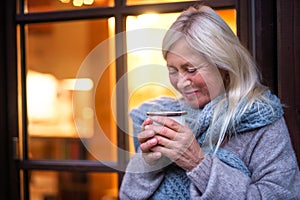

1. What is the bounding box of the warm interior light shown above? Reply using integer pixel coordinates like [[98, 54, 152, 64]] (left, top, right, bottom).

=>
[[27, 70, 58, 121], [59, 0, 71, 3], [61, 78, 94, 91], [137, 13, 159, 25], [83, 0, 94, 5], [126, 13, 181, 106], [26, 71, 94, 137], [216, 9, 237, 34], [60, 0, 94, 6], [73, 0, 83, 7]]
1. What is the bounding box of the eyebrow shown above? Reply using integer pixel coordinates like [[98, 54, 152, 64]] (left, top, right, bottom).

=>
[[167, 62, 194, 68]]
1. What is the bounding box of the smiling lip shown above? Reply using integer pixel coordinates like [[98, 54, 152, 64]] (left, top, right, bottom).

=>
[[183, 90, 198, 98]]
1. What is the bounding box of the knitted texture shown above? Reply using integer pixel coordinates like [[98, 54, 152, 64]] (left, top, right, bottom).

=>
[[153, 164, 191, 200], [215, 148, 251, 176], [129, 91, 283, 199]]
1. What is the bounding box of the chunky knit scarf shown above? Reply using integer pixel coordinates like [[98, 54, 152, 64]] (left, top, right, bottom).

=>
[[130, 91, 283, 200]]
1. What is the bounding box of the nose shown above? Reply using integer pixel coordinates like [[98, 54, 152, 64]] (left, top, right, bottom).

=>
[[177, 73, 191, 89]]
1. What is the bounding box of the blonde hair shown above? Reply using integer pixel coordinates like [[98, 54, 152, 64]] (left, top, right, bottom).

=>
[[162, 4, 269, 152]]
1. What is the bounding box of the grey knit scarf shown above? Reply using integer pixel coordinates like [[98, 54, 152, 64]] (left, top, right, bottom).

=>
[[129, 90, 283, 199]]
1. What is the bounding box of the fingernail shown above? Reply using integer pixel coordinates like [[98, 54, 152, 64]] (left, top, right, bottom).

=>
[[149, 138, 157, 145]]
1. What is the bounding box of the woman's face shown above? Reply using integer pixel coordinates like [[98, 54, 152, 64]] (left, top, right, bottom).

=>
[[166, 39, 225, 108]]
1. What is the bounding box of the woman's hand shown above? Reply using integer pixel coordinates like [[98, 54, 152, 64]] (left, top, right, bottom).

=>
[[137, 118, 163, 165], [146, 116, 205, 171]]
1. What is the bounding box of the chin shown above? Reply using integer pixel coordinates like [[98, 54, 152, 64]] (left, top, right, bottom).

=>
[[186, 99, 201, 109], [185, 98, 209, 109]]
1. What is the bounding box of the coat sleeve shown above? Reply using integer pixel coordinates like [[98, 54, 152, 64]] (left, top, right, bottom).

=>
[[187, 118, 300, 199], [119, 152, 165, 200]]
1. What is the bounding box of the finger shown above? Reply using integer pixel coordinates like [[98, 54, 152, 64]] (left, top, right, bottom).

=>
[[137, 129, 155, 144], [154, 135, 175, 148], [151, 145, 180, 161], [151, 137, 197, 161], [145, 124, 179, 140], [141, 118, 153, 130], [143, 151, 162, 164], [140, 137, 158, 153], [154, 133, 196, 154]]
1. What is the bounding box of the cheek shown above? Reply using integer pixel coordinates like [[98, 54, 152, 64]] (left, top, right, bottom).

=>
[[192, 74, 206, 87], [169, 75, 178, 89]]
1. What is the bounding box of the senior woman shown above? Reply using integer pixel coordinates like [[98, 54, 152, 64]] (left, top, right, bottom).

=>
[[119, 4, 300, 200]]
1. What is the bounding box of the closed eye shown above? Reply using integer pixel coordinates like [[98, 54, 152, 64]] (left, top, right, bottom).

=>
[[186, 67, 197, 74], [167, 66, 178, 75]]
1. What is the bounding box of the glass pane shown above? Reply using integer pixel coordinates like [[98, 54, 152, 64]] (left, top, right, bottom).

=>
[[29, 170, 118, 200], [216, 9, 237, 34], [126, 10, 236, 109], [25, 0, 114, 13], [127, 0, 196, 6], [126, 10, 236, 152], [25, 18, 117, 161], [126, 13, 181, 110]]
